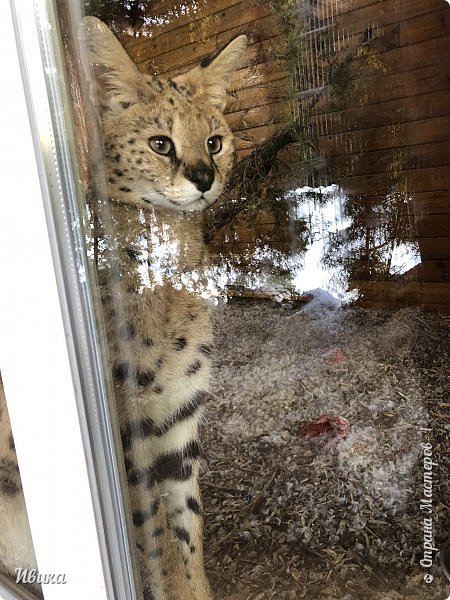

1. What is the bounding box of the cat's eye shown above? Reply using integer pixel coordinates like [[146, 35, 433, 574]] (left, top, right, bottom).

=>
[[148, 136, 174, 156], [207, 135, 223, 155]]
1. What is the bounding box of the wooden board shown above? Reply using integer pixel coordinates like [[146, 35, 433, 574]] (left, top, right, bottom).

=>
[[353, 299, 450, 313], [320, 115, 450, 159], [353, 280, 450, 304], [416, 238, 450, 260], [404, 261, 450, 282], [133, 7, 279, 75], [312, 88, 450, 136]]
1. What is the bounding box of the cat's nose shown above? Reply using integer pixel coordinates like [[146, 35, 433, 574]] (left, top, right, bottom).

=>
[[185, 163, 214, 193]]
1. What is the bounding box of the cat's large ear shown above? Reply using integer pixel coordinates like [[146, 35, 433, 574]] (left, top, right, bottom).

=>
[[79, 16, 146, 113], [176, 35, 247, 112]]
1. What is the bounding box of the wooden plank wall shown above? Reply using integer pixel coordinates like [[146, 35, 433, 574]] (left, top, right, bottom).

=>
[[319, 0, 450, 310], [115, 0, 450, 311]]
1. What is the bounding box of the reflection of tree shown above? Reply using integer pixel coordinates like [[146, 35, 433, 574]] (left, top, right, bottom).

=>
[[323, 181, 419, 287], [208, 202, 309, 287], [84, 0, 146, 29], [89, 194, 213, 296], [84, 0, 206, 33], [321, 39, 421, 289]]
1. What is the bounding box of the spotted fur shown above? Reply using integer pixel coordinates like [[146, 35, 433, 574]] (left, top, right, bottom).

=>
[[0, 18, 246, 600], [84, 19, 246, 598], [0, 380, 37, 581]]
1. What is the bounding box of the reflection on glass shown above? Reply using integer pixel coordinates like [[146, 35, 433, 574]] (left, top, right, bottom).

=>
[[62, 0, 449, 598], [0, 376, 41, 598]]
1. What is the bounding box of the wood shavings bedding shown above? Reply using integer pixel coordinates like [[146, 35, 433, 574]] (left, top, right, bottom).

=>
[[202, 296, 450, 600]]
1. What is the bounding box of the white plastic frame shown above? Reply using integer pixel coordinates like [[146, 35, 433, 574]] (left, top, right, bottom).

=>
[[0, 1, 137, 599]]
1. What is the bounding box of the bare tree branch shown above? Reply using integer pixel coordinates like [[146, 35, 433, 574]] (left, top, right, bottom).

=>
[[204, 119, 309, 242], [203, 31, 380, 243]]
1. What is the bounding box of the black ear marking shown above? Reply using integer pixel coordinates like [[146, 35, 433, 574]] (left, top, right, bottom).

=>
[[200, 47, 222, 69]]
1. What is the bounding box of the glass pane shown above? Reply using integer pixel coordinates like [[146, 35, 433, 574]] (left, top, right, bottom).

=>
[[58, 1, 450, 599], [0, 377, 41, 599], [2, 2, 133, 596]]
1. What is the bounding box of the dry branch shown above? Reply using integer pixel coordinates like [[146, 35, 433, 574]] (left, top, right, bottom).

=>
[[203, 119, 310, 243], [203, 31, 381, 242]]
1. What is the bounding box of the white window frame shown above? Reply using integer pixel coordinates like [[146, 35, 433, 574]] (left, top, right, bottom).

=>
[[0, 1, 138, 599]]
